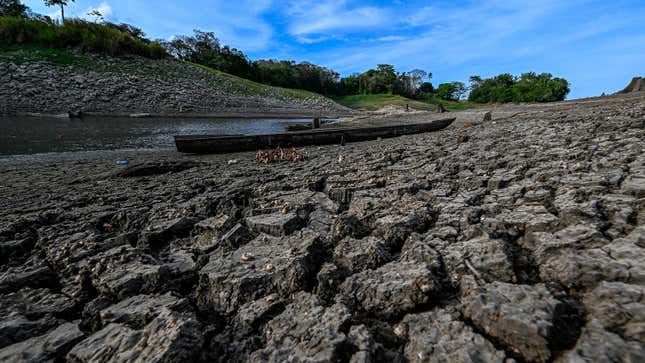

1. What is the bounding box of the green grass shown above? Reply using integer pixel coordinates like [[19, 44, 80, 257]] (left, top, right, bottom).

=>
[[330, 93, 474, 111], [0, 44, 84, 65]]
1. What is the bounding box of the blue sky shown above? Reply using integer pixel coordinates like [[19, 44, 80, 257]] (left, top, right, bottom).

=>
[[24, 0, 645, 99]]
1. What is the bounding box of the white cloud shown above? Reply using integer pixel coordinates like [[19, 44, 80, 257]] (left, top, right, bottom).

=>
[[286, 0, 389, 41], [374, 35, 408, 42]]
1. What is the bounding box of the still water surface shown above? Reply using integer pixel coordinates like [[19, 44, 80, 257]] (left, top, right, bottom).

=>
[[0, 116, 313, 156]]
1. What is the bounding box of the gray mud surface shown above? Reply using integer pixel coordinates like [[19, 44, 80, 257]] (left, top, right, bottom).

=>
[[0, 93, 644, 362]]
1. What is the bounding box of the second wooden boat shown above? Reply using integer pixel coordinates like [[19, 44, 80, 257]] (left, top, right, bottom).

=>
[[174, 117, 455, 154]]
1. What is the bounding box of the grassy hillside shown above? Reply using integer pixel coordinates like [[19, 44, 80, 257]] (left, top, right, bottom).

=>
[[0, 44, 330, 102], [331, 94, 474, 111]]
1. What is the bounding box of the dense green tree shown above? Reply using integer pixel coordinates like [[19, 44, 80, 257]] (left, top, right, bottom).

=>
[[418, 82, 434, 94], [44, 0, 74, 24], [437, 82, 465, 101], [468, 72, 569, 103], [0, 0, 28, 17], [162, 30, 255, 79]]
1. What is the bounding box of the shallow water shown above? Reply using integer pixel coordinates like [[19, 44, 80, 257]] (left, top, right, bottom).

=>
[[0, 116, 314, 156]]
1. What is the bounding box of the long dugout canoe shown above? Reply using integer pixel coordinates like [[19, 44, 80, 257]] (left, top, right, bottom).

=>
[[174, 117, 455, 154]]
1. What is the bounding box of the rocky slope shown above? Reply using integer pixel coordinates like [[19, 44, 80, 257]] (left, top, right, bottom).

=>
[[0, 93, 643, 362], [0, 53, 353, 116]]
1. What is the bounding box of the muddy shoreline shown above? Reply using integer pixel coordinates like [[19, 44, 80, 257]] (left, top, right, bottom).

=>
[[0, 93, 644, 362]]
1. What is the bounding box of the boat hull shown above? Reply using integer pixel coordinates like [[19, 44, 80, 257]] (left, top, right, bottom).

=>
[[174, 117, 455, 154]]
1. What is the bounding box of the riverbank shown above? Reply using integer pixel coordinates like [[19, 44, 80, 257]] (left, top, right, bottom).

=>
[[0, 93, 643, 362], [0, 48, 355, 116]]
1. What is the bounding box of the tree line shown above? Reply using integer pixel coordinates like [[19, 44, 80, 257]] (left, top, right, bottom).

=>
[[1, 0, 570, 102]]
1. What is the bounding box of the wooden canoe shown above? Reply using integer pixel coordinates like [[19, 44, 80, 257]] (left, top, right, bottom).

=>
[[174, 117, 455, 154]]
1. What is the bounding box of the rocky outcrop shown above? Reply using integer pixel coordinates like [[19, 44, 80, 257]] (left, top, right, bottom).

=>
[[0, 56, 353, 116], [0, 93, 643, 362]]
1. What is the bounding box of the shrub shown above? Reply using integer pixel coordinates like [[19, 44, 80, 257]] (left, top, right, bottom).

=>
[[0, 16, 166, 58]]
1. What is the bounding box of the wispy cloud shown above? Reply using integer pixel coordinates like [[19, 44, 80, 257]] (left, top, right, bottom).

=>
[[286, 0, 389, 41]]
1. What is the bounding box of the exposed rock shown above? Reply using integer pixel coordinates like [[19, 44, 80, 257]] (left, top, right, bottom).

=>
[[197, 231, 324, 314], [248, 292, 353, 362], [333, 236, 393, 274], [339, 261, 439, 319], [246, 212, 302, 236], [0, 288, 75, 320], [315, 262, 345, 303], [0, 57, 352, 116], [67, 309, 202, 363], [583, 281, 644, 342], [556, 320, 645, 363], [193, 214, 235, 251], [431, 234, 516, 283], [90, 246, 197, 299], [460, 279, 564, 362], [98, 293, 188, 328], [0, 314, 62, 349], [143, 217, 195, 247], [402, 309, 507, 363], [0, 261, 58, 294], [0, 322, 84, 362]]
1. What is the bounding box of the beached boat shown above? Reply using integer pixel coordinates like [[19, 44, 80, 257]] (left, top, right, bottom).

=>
[[174, 117, 455, 154]]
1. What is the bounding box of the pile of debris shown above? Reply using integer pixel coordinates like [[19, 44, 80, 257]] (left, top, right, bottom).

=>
[[255, 147, 306, 164]]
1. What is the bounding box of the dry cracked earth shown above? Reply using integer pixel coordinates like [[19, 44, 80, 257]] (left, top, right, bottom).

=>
[[0, 93, 644, 362]]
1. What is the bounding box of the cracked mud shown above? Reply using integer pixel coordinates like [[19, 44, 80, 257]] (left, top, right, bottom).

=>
[[0, 93, 644, 362]]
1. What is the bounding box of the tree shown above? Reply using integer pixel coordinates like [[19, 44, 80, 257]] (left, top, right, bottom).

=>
[[437, 83, 455, 101], [418, 82, 434, 94], [0, 0, 28, 17], [407, 69, 428, 90], [452, 81, 467, 100], [468, 72, 570, 103], [436, 82, 465, 101], [44, 0, 74, 24], [469, 75, 483, 90], [86, 9, 103, 23]]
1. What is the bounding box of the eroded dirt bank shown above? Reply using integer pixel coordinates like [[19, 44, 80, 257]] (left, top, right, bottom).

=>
[[0, 93, 644, 362]]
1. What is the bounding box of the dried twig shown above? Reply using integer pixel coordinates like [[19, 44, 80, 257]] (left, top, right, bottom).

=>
[[256, 147, 306, 164], [463, 257, 484, 284]]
